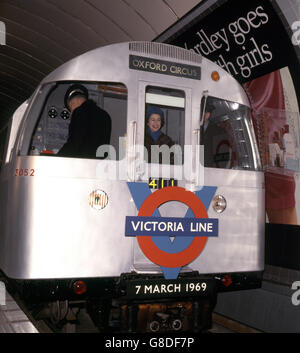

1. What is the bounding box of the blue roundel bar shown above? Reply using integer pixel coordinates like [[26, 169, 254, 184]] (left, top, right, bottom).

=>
[[125, 216, 218, 237]]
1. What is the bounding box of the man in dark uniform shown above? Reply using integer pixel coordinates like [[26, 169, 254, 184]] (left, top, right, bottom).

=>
[[57, 84, 112, 158], [201, 99, 234, 168]]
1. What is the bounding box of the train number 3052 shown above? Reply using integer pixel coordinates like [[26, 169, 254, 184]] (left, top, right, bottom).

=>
[[15, 168, 35, 177]]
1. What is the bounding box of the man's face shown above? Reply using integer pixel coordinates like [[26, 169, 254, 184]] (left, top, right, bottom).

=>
[[68, 96, 86, 114], [204, 111, 211, 123]]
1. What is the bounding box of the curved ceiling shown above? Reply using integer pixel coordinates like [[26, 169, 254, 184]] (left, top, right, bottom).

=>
[[0, 0, 202, 127]]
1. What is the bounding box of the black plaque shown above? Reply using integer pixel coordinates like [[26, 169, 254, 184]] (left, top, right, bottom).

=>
[[129, 55, 201, 80]]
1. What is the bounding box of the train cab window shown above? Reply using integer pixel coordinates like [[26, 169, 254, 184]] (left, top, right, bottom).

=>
[[0, 126, 8, 169], [200, 96, 260, 171], [144, 86, 185, 165], [29, 82, 127, 160]]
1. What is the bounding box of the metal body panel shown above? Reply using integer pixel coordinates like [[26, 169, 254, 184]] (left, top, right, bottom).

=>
[[0, 42, 264, 279], [193, 172, 265, 273], [0, 156, 264, 279], [0, 156, 135, 279]]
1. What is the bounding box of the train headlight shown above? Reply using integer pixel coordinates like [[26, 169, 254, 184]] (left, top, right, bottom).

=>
[[89, 190, 108, 210], [212, 195, 226, 213]]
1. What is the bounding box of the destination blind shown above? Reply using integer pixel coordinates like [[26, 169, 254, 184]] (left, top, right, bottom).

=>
[[129, 55, 201, 80]]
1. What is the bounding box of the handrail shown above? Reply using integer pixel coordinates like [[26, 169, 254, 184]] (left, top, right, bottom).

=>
[[200, 90, 209, 126], [128, 120, 137, 181]]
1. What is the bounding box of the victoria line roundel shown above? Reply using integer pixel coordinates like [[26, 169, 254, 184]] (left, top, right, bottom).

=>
[[137, 186, 209, 268]]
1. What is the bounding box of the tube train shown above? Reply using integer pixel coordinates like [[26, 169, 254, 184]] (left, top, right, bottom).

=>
[[0, 42, 264, 332]]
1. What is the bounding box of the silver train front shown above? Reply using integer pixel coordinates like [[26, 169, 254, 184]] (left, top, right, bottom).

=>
[[0, 42, 265, 279], [0, 155, 264, 279]]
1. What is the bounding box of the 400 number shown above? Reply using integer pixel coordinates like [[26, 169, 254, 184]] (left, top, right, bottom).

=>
[[148, 178, 178, 190]]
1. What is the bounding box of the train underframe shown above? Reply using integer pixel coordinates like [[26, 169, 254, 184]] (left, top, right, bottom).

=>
[[5, 271, 262, 333]]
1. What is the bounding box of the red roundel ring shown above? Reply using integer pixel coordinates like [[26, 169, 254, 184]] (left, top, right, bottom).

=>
[[137, 186, 208, 268]]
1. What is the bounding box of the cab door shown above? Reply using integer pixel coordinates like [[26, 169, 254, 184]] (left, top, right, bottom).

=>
[[130, 81, 194, 272]]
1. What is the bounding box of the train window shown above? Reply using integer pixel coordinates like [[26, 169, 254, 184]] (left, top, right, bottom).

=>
[[200, 96, 260, 171], [29, 82, 127, 160], [0, 126, 8, 169], [144, 86, 185, 165]]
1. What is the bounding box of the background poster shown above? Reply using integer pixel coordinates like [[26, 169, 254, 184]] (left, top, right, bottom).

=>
[[169, 0, 299, 84], [168, 0, 300, 226], [244, 68, 300, 226]]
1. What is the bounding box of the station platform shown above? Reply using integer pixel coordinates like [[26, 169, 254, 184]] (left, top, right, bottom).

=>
[[0, 281, 38, 333], [214, 265, 300, 333]]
